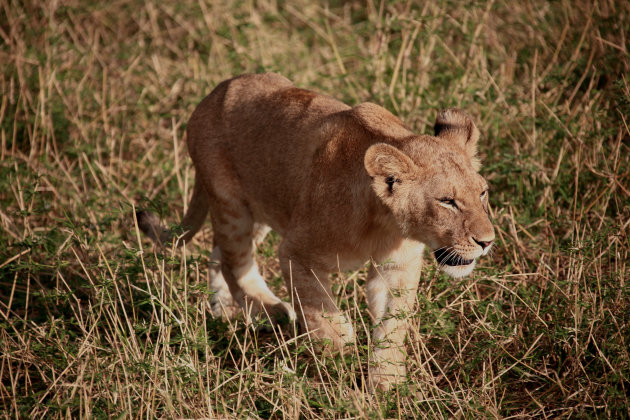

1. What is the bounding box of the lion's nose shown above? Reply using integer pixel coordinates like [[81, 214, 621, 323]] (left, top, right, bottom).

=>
[[473, 237, 493, 250]]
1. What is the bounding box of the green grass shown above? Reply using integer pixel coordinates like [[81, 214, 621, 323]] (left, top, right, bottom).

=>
[[1, 0, 629, 418]]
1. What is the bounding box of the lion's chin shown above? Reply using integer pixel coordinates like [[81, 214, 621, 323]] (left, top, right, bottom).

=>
[[440, 260, 476, 278]]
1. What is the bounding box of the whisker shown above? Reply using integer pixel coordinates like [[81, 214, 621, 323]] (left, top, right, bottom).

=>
[[434, 246, 451, 269], [438, 247, 457, 269]]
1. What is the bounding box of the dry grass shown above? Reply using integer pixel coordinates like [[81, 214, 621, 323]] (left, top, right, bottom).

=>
[[1, 0, 629, 418]]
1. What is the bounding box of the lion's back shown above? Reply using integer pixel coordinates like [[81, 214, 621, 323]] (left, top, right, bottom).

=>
[[186, 73, 353, 230]]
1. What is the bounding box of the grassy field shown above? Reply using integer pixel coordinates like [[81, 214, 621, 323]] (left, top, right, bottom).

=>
[[1, 0, 629, 418]]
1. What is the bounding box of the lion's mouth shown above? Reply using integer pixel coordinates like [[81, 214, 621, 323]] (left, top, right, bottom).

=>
[[434, 249, 474, 266]]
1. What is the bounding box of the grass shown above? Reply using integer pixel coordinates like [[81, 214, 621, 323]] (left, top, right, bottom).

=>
[[1, 0, 629, 417]]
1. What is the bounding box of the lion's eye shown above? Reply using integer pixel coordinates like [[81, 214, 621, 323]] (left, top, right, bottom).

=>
[[439, 197, 458, 209], [480, 190, 488, 199]]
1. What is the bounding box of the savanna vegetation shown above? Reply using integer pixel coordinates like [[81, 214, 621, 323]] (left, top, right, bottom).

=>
[[1, 0, 628, 418]]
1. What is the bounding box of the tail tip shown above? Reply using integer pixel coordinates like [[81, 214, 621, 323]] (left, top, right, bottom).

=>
[[135, 210, 161, 238]]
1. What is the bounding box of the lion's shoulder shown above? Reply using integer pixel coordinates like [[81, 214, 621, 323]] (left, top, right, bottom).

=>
[[350, 103, 414, 140]]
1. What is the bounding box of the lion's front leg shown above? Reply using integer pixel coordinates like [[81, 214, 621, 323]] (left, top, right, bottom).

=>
[[367, 240, 424, 391], [279, 243, 355, 353]]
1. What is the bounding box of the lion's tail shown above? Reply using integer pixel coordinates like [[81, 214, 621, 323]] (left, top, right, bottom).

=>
[[136, 173, 209, 247]]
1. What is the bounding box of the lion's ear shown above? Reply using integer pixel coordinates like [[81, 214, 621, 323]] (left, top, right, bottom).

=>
[[364, 143, 417, 196], [434, 108, 480, 170]]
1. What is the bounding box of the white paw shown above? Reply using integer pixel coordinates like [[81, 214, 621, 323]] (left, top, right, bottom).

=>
[[209, 286, 239, 318], [278, 301, 297, 322]]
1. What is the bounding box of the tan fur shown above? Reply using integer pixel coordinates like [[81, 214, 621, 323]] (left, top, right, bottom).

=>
[[137, 73, 495, 390]]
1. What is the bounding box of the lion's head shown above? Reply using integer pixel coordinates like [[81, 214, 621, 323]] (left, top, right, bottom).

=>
[[365, 108, 494, 278]]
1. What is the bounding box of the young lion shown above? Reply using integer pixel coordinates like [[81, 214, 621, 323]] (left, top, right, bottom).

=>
[[137, 73, 494, 390]]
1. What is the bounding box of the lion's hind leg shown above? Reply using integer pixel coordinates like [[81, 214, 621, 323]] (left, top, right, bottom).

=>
[[208, 246, 240, 318], [209, 197, 295, 323], [208, 224, 273, 319]]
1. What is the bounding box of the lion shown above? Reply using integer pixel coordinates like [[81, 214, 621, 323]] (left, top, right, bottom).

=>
[[137, 73, 494, 390]]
